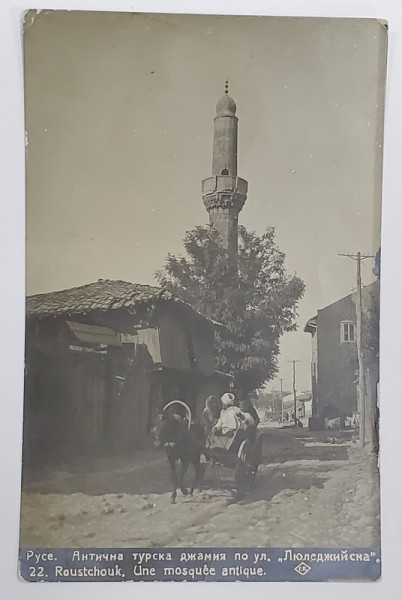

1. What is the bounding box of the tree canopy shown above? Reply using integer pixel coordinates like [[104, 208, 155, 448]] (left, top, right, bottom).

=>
[[156, 225, 305, 394]]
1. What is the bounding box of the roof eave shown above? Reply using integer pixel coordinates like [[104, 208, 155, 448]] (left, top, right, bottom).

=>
[[303, 316, 318, 334]]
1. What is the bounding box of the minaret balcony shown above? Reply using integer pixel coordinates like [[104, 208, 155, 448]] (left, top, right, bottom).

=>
[[202, 175, 248, 198]]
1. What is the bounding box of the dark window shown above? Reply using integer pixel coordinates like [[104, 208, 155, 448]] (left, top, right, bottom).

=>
[[341, 321, 355, 342]]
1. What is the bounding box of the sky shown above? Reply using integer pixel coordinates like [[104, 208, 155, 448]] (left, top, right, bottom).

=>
[[24, 11, 386, 390]]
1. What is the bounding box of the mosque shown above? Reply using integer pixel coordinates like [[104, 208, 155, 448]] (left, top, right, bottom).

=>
[[202, 81, 248, 269]]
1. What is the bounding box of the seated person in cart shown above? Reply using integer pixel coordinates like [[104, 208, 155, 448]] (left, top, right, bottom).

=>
[[211, 392, 257, 452]]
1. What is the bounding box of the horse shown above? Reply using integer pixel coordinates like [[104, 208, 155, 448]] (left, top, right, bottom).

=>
[[152, 401, 209, 503]]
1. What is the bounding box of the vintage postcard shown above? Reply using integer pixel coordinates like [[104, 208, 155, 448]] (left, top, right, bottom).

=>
[[19, 11, 386, 582]]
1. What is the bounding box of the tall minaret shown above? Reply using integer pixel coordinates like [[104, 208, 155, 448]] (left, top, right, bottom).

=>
[[202, 82, 248, 272]]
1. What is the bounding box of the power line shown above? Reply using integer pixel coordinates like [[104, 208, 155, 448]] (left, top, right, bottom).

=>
[[338, 252, 376, 260]]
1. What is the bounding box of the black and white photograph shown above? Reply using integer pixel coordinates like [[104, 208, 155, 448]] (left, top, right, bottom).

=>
[[18, 10, 386, 582]]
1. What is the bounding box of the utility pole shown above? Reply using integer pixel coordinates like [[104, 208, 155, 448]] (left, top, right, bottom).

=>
[[279, 378, 284, 424], [288, 360, 300, 427], [271, 388, 276, 420], [339, 251, 375, 449]]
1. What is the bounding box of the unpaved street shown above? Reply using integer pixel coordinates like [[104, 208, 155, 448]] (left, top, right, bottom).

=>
[[20, 428, 380, 549]]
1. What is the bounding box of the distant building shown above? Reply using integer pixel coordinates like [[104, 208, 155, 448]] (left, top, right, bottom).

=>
[[281, 391, 313, 420], [24, 279, 229, 465], [304, 281, 379, 423]]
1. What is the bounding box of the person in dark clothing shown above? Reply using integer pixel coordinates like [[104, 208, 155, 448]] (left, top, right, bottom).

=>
[[239, 396, 260, 427]]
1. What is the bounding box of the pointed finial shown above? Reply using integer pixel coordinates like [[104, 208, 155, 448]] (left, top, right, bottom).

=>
[[225, 80, 229, 94]]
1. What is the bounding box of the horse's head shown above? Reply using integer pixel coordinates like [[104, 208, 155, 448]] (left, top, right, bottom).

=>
[[151, 413, 186, 448]]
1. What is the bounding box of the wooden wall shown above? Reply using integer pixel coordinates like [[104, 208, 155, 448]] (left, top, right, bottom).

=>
[[24, 319, 154, 465], [23, 301, 218, 466], [157, 308, 215, 376]]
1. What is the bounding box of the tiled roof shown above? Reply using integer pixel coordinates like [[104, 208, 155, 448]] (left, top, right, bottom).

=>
[[27, 279, 166, 318]]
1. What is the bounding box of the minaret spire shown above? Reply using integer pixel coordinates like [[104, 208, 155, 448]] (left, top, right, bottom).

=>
[[201, 86, 248, 273]]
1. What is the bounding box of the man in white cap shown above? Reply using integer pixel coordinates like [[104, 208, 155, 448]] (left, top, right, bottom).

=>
[[212, 393, 244, 437]]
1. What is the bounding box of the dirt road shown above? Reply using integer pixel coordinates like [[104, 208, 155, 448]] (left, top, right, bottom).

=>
[[20, 428, 380, 548]]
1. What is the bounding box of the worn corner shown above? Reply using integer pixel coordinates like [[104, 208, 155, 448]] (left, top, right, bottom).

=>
[[23, 9, 42, 33], [376, 19, 388, 32]]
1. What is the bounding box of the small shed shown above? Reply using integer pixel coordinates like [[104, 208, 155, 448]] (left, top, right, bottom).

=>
[[24, 279, 228, 465]]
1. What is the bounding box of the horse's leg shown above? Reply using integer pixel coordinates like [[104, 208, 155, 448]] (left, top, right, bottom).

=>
[[167, 452, 178, 503], [179, 457, 190, 495], [198, 463, 207, 492], [233, 458, 249, 502]]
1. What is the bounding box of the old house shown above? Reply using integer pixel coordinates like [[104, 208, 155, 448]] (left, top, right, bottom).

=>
[[304, 280, 379, 426], [24, 279, 229, 465]]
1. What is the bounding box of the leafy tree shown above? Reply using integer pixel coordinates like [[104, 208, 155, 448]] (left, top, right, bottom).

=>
[[156, 225, 305, 394]]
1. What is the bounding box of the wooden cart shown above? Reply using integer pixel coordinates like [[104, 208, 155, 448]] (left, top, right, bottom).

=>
[[207, 426, 264, 500]]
